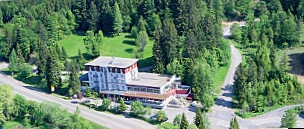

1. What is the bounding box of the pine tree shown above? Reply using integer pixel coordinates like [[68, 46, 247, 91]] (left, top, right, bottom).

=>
[[119, 98, 126, 112], [88, 2, 100, 32], [85, 86, 91, 97], [280, 110, 297, 128], [160, 18, 179, 66], [194, 107, 205, 129], [68, 62, 81, 95], [152, 21, 165, 74], [279, 52, 291, 74], [113, 2, 123, 35], [77, 49, 85, 71], [169, 0, 187, 36], [137, 16, 147, 32], [8, 49, 19, 73], [0, 103, 6, 125], [191, 60, 214, 110], [100, 0, 113, 34], [229, 117, 240, 129], [265, 0, 283, 13], [61, 46, 67, 61], [135, 31, 149, 52], [45, 48, 61, 92], [180, 113, 188, 129]]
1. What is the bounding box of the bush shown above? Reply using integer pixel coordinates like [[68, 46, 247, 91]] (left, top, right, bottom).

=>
[[130, 101, 146, 117], [18, 63, 33, 78], [156, 111, 167, 122], [99, 98, 111, 111], [130, 26, 138, 38]]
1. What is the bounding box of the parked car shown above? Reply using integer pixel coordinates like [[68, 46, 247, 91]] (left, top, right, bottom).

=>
[[160, 118, 168, 122], [150, 115, 157, 120], [191, 101, 197, 107]]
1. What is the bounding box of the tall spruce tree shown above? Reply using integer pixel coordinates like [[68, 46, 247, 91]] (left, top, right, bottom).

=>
[[113, 2, 123, 35], [8, 49, 19, 73], [229, 117, 240, 129], [45, 48, 61, 92], [180, 113, 189, 129], [152, 20, 165, 73], [160, 18, 179, 66], [68, 62, 81, 95], [194, 107, 205, 129], [77, 49, 85, 71], [88, 2, 100, 32]]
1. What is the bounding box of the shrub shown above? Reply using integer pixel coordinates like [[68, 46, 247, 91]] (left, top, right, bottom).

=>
[[99, 98, 111, 111]]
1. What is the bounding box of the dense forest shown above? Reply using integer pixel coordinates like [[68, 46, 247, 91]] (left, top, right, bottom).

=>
[[0, 0, 304, 111], [230, 0, 304, 114]]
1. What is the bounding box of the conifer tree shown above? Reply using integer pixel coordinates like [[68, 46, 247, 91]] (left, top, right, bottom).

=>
[[280, 110, 297, 128], [77, 49, 85, 71], [61, 46, 67, 61], [279, 52, 291, 74], [180, 113, 188, 129], [68, 62, 81, 95], [152, 21, 165, 74], [101, 0, 113, 34], [194, 107, 205, 129], [0, 103, 6, 125], [137, 16, 147, 32], [113, 2, 123, 35], [45, 48, 61, 92], [119, 98, 126, 112], [160, 18, 179, 66], [8, 49, 19, 73], [85, 86, 91, 97], [229, 117, 240, 129], [88, 2, 100, 32], [135, 31, 149, 52], [169, 0, 187, 36]]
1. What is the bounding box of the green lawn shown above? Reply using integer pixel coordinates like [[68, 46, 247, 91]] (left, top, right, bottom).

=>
[[214, 64, 230, 94], [2, 122, 23, 129], [157, 122, 179, 129], [59, 32, 154, 67]]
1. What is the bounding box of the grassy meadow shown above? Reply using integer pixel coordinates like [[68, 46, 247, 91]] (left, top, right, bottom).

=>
[[59, 32, 154, 67]]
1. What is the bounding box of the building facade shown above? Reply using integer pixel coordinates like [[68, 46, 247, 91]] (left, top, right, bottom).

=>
[[82, 56, 191, 108]]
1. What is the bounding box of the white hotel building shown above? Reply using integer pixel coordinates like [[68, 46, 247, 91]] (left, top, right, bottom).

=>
[[81, 56, 191, 107]]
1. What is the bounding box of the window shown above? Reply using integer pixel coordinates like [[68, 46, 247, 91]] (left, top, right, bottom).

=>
[[147, 89, 153, 93], [94, 67, 97, 71], [134, 88, 139, 91], [154, 89, 160, 93], [110, 68, 112, 72], [141, 88, 146, 92], [127, 87, 133, 91]]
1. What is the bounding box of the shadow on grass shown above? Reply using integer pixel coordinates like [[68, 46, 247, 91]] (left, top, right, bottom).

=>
[[124, 48, 133, 53], [74, 31, 87, 36], [122, 40, 136, 45], [138, 57, 153, 68], [288, 53, 304, 75]]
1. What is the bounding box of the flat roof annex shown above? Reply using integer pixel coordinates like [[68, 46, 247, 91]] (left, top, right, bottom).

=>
[[126, 72, 173, 88], [85, 56, 139, 68]]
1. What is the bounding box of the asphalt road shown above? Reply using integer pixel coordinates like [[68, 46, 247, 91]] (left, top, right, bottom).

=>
[[0, 63, 156, 129]]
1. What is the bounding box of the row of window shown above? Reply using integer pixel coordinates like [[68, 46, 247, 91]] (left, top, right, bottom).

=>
[[127, 87, 160, 94]]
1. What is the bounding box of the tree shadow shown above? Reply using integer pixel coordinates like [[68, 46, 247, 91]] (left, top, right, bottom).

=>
[[138, 57, 153, 68], [122, 40, 136, 45], [124, 48, 133, 53], [288, 53, 304, 75], [74, 30, 87, 36]]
